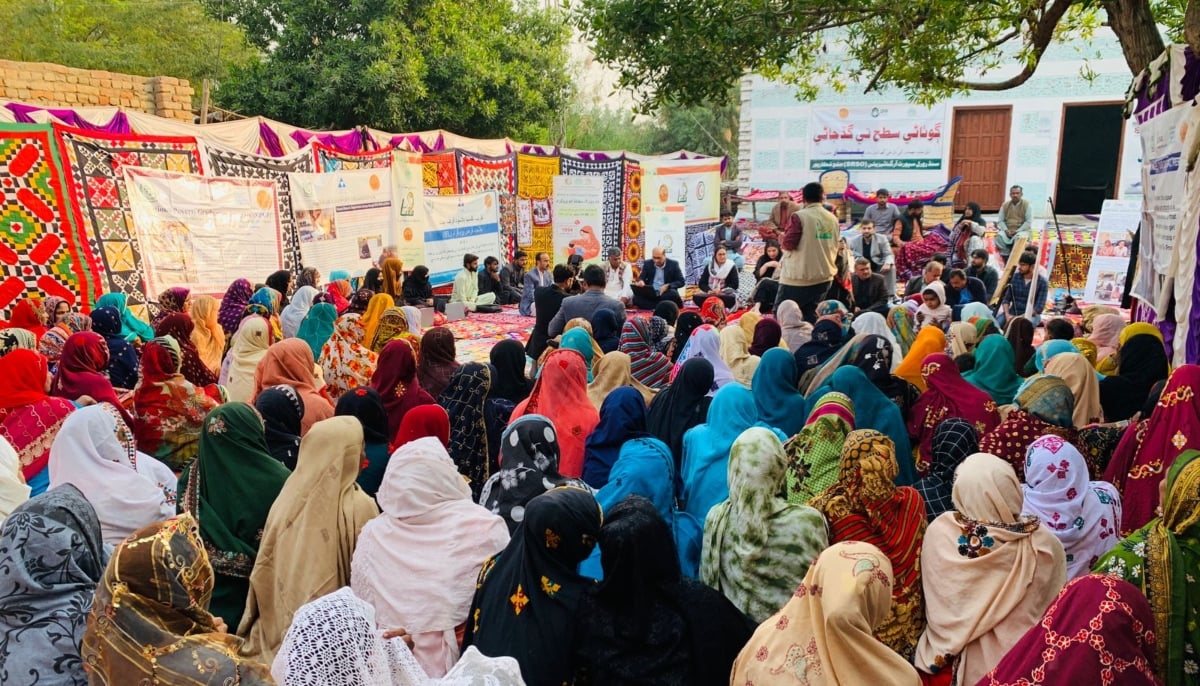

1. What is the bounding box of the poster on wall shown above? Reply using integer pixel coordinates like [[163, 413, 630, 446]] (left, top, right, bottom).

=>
[[808, 104, 945, 170], [551, 175, 605, 262], [1139, 105, 1190, 275], [641, 158, 722, 225], [391, 151, 427, 271], [288, 169, 392, 276], [1083, 199, 1140, 305], [642, 207, 687, 264], [124, 168, 283, 297], [423, 192, 502, 286]]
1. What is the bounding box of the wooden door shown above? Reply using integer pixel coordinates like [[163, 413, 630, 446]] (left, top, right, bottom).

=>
[[949, 107, 1012, 211]]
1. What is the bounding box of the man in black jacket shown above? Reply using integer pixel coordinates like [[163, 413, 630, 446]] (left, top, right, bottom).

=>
[[965, 249, 1000, 300], [851, 258, 890, 315], [478, 256, 520, 305], [632, 246, 685, 310], [945, 268, 990, 320], [526, 264, 574, 360]]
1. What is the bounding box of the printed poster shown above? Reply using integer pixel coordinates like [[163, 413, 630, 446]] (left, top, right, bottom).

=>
[[808, 104, 945, 170], [423, 192, 502, 286], [1140, 105, 1191, 274], [391, 151, 427, 270], [641, 158, 722, 225], [552, 175, 605, 262], [124, 168, 283, 297], [288, 168, 392, 276], [642, 206, 687, 264], [516, 198, 533, 246], [1084, 199, 1140, 305]]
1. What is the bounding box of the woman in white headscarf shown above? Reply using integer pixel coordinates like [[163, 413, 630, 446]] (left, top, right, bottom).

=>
[[280, 285, 318, 339], [47, 403, 176, 545], [220, 317, 271, 403], [0, 436, 30, 523], [352, 437, 510, 677], [851, 311, 901, 370]]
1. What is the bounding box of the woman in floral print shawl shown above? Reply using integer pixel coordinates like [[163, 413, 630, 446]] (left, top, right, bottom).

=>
[[478, 415, 586, 534]]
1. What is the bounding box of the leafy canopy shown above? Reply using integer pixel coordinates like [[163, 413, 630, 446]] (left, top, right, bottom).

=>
[[208, 0, 573, 140], [0, 0, 258, 83]]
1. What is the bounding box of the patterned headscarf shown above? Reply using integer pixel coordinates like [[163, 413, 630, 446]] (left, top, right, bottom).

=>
[[0, 328, 37, 357], [438, 363, 492, 501], [153, 287, 190, 326], [478, 415, 582, 533], [348, 288, 375, 315], [217, 279, 254, 337], [784, 392, 854, 506], [913, 418, 979, 522], [699, 296, 726, 327]]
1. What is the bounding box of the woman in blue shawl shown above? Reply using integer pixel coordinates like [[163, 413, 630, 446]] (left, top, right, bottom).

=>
[[580, 436, 703, 579], [808, 365, 916, 485], [89, 306, 139, 389], [94, 292, 155, 344], [1034, 339, 1078, 373], [751, 348, 808, 438], [296, 302, 337, 360], [559, 327, 595, 382], [582, 387, 647, 489]]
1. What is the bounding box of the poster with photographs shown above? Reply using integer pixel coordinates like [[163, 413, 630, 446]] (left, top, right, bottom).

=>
[[1083, 199, 1139, 305]]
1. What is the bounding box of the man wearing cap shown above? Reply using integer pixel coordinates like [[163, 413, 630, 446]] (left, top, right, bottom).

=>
[[602, 247, 634, 304]]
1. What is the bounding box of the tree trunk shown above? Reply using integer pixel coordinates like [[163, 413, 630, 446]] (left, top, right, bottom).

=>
[[1186, 0, 1200, 61], [1103, 0, 1167, 75]]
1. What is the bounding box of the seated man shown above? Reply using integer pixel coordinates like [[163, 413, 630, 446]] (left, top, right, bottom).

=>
[[965, 248, 999, 300], [549, 264, 627, 337], [945, 268, 988, 320], [851, 257, 889, 316], [997, 251, 1048, 328], [520, 251, 552, 317], [478, 256, 520, 305], [846, 220, 895, 301], [527, 264, 574, 360], [602, 247, 634, 304], [905, 259, 944, 302], [450, 253, 497, 312], [500, 250, 527, 301], [632, 247, 684, 311], [994, 185, 1033, 259], [713, 210, 745, 269]]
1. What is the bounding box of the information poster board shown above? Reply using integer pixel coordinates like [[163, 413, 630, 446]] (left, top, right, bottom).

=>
[[641, 158, 722, 225], [391, 151, 428, 272], [642, 206, 687, 264], [124, 167, 283, 296], [551, 175, 605, 262], [1084, 199, 1140, 305], [288, 169, 392, 276], [423, 192, 502, 286]]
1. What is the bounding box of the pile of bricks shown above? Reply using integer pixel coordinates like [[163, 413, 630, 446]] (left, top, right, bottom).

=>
[[0, 60, 194, 120]]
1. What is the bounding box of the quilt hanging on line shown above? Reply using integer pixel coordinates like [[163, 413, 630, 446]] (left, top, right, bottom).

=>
[[457, 151, 516, 195], [55, 125, 204, 319], [515, 153, 559, 258], [0, 124, 99, 318], [422, 152, 460, 195], [314, 143, 394, 172]]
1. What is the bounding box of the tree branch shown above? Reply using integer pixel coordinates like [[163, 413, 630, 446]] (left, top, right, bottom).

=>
[[928, 0, 1074, 90]]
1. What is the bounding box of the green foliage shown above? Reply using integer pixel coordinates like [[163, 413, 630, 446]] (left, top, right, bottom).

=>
[[574, 0, 1180, 111], [209, 0, 572, 139], [0, 0, 258, 83]]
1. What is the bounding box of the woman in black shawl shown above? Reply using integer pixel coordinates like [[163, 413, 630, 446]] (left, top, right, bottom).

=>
[[488, 339, 532, 403], [653, 300, 679, 328], [670, 312, 703, 362], [590, 308, 622, 354], [852, 334, 919, 419], [402, 265, 434, 307], [478, 415, 583, 533], [253, 385, 304, 470], [363, 267, 383, 293], [646, 358, 714, 473], [1098, 332, 1170, 421], [574, 496, 755, 686], [464, 487, 601, 686], [334, 387, 392, 497], [793, 319, 844, 374], [265, 269, 293, 308]]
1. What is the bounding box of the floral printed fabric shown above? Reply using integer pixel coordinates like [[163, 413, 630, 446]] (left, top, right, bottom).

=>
[[318, 316, 378, 400]]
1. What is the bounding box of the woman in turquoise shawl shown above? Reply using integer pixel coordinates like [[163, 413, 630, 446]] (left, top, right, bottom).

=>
[[1034, 338, 1078, 373], [809, 365, 915, 485], [296, 302, 337, 360], [1095, 449, 1200, 686], [178, 403, 291, 629], [751, 348, 808, 438], [963, 334, 1023, 405], [560, 327, 595, 382], [580, 436, 702, 579], [95, 292, 155, 343]]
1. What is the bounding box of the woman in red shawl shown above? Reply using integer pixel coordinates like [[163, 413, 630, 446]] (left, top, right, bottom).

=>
[[1104, 363, 1200, 536], [699, 296, 727, 328], [0, 349, 75, 490], [132, 336, 222, 472], [8, 299, 47, 339], [906, 352, 999, 474], [977, 574, 1159, 685], [510, 347, 599, 478], [49, 332, 135, 429], [252, 338, 334, 436], [370, 338, 435, 444], [154, 314, 218, 387]]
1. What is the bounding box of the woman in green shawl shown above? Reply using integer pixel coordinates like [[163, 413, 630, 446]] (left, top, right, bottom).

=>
[[179, 403, 291, 629], [963, 334, 1023, 405], [95, 292, 156, 344], [700, 427, 829, 622], [1095, 449, 1200, 685], [559, 327, 596, 383], [784, 392, 855, 505], [296, 302, 337, 360]]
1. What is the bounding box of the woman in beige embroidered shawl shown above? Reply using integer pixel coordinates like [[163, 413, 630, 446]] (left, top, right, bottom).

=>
[[719, 324, 760, 387], [915, 452, 1067, 685], [587, 351, 656, 409], [236, 416, 379, 662]]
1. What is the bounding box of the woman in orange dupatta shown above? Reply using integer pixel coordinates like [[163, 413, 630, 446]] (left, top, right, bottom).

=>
[[894, 325, 947, 392], [510, 348, 599, 478], [252, 339, 333, 436]]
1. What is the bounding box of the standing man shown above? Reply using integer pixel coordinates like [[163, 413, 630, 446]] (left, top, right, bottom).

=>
[[478, 256, 520, 305], [520, 251, 551, 317], [997, 251, 1048, 327], [995, 185, 1033, 260], [632, 247, 685, 310], [450, 253, 497, 311], [846, 220, 895, 301], [501, 251, 527, 302], [527, 264, 574, 359], [851, 258, 890, 315], [713, 210, 745, 269], [965, 248, 999, 300], [776, 182, 840, 323], [860, 189, 903, 244], [549, 264, 627, 337], [602, 247, 634, 304]]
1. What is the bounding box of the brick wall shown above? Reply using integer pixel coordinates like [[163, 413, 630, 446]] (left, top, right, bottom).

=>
[[0, 60, 194, 121]]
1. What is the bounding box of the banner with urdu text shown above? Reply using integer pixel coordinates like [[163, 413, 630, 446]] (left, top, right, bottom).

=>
[[288, 168, 393, 277], [124, 167, 283, 297], [808, 104, 945, 170], [423, 192, 502, 286]]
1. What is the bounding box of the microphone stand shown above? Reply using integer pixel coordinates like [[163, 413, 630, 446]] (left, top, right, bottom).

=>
[[1047, 196, 1072, 310]]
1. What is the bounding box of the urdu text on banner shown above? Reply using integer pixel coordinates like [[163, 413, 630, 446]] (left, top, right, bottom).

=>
[[288, 168, 394, 277], [124, 167, 284, 297], [808, 104, 945, 171], [423, 192, 502, 286]]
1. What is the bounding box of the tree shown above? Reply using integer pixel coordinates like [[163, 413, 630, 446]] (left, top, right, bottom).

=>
[[0, 0, 257, 84], [575, 0, 1190, 111], [207, 0, 572, 140]]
